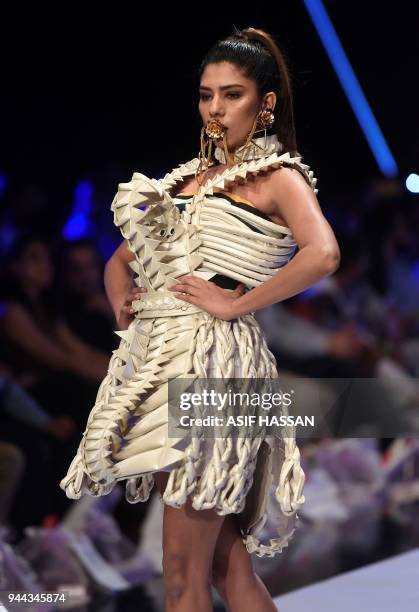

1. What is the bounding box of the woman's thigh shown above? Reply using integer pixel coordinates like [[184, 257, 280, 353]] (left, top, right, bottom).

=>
[[153, 471, 225, 583]]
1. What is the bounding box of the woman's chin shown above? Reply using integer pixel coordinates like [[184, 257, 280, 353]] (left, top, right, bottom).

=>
[[215, 139, 234, 149]]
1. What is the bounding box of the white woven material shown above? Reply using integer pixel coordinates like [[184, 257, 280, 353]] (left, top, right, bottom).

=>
[[60, 136, 315, 557]]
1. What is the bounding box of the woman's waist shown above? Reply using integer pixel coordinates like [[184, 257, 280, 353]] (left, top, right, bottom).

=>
[[131, 290, 203, 318], [130, 288, 258, 322]]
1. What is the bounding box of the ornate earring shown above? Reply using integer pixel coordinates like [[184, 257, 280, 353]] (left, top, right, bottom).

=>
[[229, 107, 276, 164], [256, 107, 275, 131], [195, 124, 213, 184], [196, 119, 233, 184], [205, 118, 226, 140]]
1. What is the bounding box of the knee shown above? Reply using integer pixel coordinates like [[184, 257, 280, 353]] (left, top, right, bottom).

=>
[[162, 551, 188, 602], [163, 550, 212, 603]]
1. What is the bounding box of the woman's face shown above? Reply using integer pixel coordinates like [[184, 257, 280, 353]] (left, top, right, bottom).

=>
[[65, 246, 102, 296], [199, 62, 275, 154], [13, 241, 53, 290]]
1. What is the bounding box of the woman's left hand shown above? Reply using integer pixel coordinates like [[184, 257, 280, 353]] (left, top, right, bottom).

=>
[[168, 276, 246, 321]]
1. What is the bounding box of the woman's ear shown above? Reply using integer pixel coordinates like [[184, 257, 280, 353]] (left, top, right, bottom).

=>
[[262, 91, 277, 111]]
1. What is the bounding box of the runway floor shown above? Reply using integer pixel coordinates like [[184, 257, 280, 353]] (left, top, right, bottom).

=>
[[274, 547, 419, 611]]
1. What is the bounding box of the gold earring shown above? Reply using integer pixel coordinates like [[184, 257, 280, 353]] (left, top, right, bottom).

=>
[[205, 119, 226, 140], [256, 107, 275, 131], [196, 119, 234, 183], [206, 119, 234, 167], [230, 107, 276, 164]]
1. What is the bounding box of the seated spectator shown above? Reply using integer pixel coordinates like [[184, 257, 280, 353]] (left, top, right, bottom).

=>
[[0, 234, 110, 430], [0, 367, 77, 534], [0, 440, 25, 531], [56, 238, 118, 353]]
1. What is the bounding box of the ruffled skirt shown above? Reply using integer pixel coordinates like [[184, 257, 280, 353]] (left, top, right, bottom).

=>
[[59, 311, 305, 557]]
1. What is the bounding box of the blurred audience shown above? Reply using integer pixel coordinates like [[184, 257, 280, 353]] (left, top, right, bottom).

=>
[[56, 238, 118, 353], [0, 234, 109, 430], [0, 174, 418, 559], [0, 361, 78, 534]]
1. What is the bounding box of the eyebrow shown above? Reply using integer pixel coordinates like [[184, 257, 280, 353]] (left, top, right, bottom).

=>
[[199, 84, 245, 91]]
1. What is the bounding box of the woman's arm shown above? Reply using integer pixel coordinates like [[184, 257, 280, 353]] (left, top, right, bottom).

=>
[[231, 167, 341, 318], [104, 240, 136, 327], [54, 320, 110, 373], [1, 302, 99, 379]]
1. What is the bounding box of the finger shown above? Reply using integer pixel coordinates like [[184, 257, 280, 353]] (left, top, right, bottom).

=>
[[131, 287, 146, 295], [170, 283, 187, 292], [128, 287, 147, 300], [173, 276, 205, 289], [169, 282, 202, 294], [122, 305, 135, 313], [232, 285, 245, 295], [127, 293, 145, 303], [171, 284, 200, 297], [174, 293, 199, 305]]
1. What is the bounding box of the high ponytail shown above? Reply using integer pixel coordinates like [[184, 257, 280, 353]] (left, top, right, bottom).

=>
[[198, 26, 298, 154]]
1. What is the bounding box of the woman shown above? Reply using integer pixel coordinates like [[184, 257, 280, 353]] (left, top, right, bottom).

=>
[[0, 236, 109, 413], [60, 27, 340, 611], [0, 237, 110, 417], [57, 238, 118, 354], [0, 236, 112, 521]]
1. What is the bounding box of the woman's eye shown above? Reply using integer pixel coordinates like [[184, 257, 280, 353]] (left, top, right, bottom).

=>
[[199, 92, 241, 101]]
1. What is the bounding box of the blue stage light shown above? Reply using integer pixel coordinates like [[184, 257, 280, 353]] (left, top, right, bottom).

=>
[[63, 180, 93, 240], [304, 0, 398, 177]]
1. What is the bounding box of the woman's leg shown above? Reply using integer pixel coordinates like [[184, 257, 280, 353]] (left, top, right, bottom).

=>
[[212, 514, 278, 611], [154, 471, 225, 612]]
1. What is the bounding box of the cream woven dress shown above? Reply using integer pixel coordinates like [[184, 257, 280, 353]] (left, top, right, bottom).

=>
[[60, 134, 317, 557]]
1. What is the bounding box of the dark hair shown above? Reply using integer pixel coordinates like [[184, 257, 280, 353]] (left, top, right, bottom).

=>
[[0, 233, 58, 325], [198, 26, 297, 154], [60, 238, 103, 266]]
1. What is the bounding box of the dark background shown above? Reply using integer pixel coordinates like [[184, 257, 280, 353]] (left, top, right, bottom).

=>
[[1, 1, 418, 248]]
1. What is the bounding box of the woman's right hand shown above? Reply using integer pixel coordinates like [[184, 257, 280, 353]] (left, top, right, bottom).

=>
[[117, 286, 147, 330]]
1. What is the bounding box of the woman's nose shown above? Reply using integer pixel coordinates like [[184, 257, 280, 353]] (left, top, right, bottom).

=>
[[209, 95, 224, 116]]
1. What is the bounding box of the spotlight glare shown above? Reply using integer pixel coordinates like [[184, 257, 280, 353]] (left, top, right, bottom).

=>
[[405, 173, 419, 193]]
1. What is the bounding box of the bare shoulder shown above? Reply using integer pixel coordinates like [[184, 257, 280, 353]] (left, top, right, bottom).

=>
[[264, 165, 322, 216], [264, 165, 340, 259], [266, 164, 318, 200]]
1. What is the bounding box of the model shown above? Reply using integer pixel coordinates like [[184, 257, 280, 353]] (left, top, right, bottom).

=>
[[60, 26, 340, 611]]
